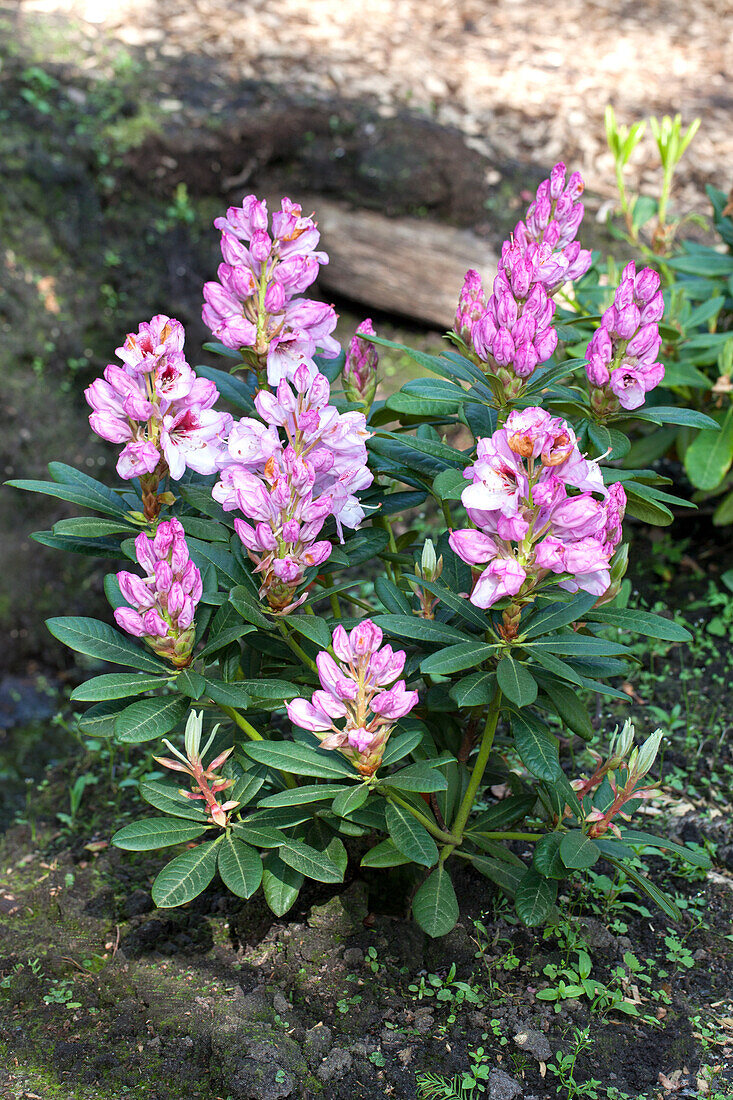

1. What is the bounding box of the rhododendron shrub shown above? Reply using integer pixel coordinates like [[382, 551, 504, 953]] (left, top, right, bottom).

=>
[[11, 171, 712, 934]]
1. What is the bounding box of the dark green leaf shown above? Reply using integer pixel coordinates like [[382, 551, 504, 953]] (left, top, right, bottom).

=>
[[511, 712, 561, 781], [385, 801, 438, 867], [46, 617, 169, 674], [450, 672, 497, 707], [229, 586, 272, 630], [286, 615, 332, 649], [279, 839, 344, 883], [420, 641, 498, 676], [261, 853, 304, 916], [258, 784, 351, 808], [152, 841, 220, 907], [139, 780, 209, 821], [412, 867, 459, 937], [114, 695, 189, 743], [515, 868, 557, 926], [586, 608, 691, 642], [360, 838, 411, 868], [177, 668, 206, 700], [373, 614, 471, 646], [218, 836, 263, 898], [332, 785, 370, 818], [533, 833, 567, 878], [243, 741, 357, 779], [468, 853, 525, 897], [112, 817, 207, 850], [71, 673, 169, 702], [380, 763, 449, 794], [496, 657, 537, 707], [559, 831, 601, 869]]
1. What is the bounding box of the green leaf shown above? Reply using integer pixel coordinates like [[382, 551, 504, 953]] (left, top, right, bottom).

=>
[[533, 833, 566, 878], [7, 477, 128, 518], [433, 467, 469, 501], [229, 586, 272, 629], [496, 657, 537, 707], [278, 839, 344, 883], [244, 741, 357, 779], [631, 194, 658, 232], [515, 868, 557, 926], [523, 591, 599, 639], [468, 853, 525, 897], [373, 614, 472, 646], [538, 680, 594, 739], [194, 364, 256, 412], [332, 784, 370, 818], [586, 607, 691, 642], [77, 700, 128, 738], [527, 634, 628, 657], [380, 763, 449, 794], [217, 836, 263, 899], [46, 617, 169, 674], [420, 641, 498, 676], [261, 853, 304, 915], [53, 517, 134, 538], [559, 831, 601, 870], [380, 727, 424, 766], [586, 423, 631, 461], [139, 780, 209, 821], [525, 648, 584, 687], [286, 615, 332, 649], [114, 695, 189, 743], [231, 823, 288, 848], [360, 838, 411, 868], [629, 406, 721, 430], [604, 856, 681, 921], [374, 577, 412, 614], [412, 867, 459, 938], [258, 784, 351, 808], [449, 671, 496, 707], [511, 712, 561, 781], [176, 668, 206, 700], [112, 817, 207, 850], [70, 673, 170, 702], [203, 679, 253, 710], [385, 801, 438, 867], [684, 406, 733, 490], [618, 830, 711, 868], [197, 623, 256, 659], [152, 841, 220, 907], [469, 792, 537, 833]]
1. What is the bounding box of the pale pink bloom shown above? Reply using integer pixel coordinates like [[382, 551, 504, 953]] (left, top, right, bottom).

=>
[[286, 619, 417, 775], [471, 557, 526, 608]]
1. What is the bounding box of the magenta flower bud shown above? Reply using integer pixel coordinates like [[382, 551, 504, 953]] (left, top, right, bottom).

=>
[[472, 557, 526, 609], [640, 292, 664, 324], [448, 529, 497, 566], [549, 162, 566, 200], [534, 325, 558, 362], [513, 342, 540, 378], [142, 608, 169, 638], [613, 302, 642, 340], [455, 269, 486, 341], [264, 280, 286, 313], [344, 319, 379, 409], [317, 652, 359, 701], [635, 267, 660, 301], [167, 581, 186, 619], [249, 229, 272, 263], [89, 411, 132, 445], [302, 540, 332, 567], [492, 330, 514, 367], [272, 557, 300, 583], [154, 560, 174, 593], [287, 697, 332, 733], [626, 323, 662, 361], [114, 607, 147, 637], [371, 682, 419, 720], [118, 572, 154, 608], [176, 596, 196, 630], [368, 645, 406, 686], [349, 620, 383, 657]]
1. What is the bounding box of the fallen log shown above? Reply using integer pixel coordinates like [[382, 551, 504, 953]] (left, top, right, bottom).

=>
[[305, 199, 497, 329]]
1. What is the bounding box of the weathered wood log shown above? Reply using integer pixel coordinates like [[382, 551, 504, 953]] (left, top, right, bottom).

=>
[[304, 198, 498, 329]]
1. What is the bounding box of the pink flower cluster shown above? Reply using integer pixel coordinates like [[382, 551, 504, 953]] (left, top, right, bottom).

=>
[[513, 162, 592, 292], [114, 518, 202, 667], [344, 318, 379, 410], [586, 262, 665, 413], [449, 408, 626, 612], [286, 620, 419, 775], [202, 195, 340, 387], [454, 164, 591, 397], [85, 315, 232, 487], [214, 365, 372, 613]]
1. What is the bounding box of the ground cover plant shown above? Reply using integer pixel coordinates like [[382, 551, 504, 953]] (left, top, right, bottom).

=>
[[8, 162, 716, 942]]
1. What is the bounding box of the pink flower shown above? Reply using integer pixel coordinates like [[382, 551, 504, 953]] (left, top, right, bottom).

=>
[[202, 194, 340, 384], [585, 265, 666, 414], [114, 518, 201, 668], [344, 319, 379, 409], [286, 619, 418, 775], [85, 318, 232, 504], [450, 410, 624, 611], [472, 556, 526, 608]]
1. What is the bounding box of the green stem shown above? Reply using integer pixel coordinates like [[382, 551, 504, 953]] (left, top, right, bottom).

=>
[[219, 705, 297, 789], [471, 831, 542, 842], [439, 686, 503, 864], [441, 500, 453, 528], [319, 573, 342, 619], [375, 515, 401, 582], [383, 789, 458, 846], [276, 621, 319, 675]]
